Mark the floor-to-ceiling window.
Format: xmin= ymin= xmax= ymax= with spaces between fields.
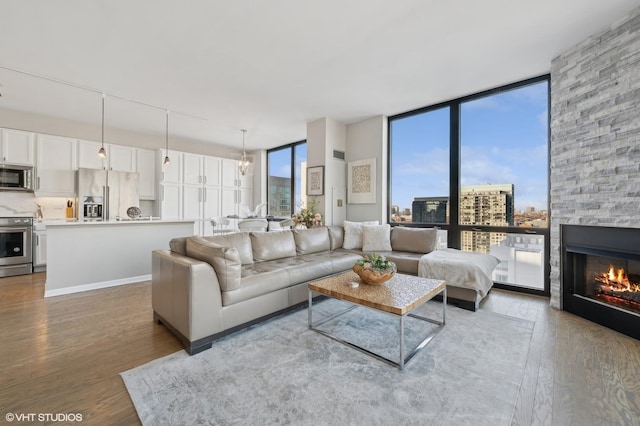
xmin=267 ymin=141 xmax=307 ymax=217
xmin=389 ymin=76 xmax=549 ymax=293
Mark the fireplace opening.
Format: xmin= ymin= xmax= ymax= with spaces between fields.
xmin=562 ymin=225 xmax=640 ymax=340
xmin=572 ymin=251 xmax=640 ymax=315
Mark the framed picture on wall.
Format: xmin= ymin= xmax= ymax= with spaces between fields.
xmin=348 ymin=158 xmax=376 ymax=204
xmin=307 ymin=166 xmax=324 ymax=196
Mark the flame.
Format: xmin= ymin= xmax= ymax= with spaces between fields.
xmin=595 ymin=265 xmax=640 ymax=293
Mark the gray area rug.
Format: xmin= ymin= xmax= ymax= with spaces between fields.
xmin=121 ymin=299 xmax=534 ymax=425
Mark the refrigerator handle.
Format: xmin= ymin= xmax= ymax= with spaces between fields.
xmin=103 ymin=186 xmax=108 ymax=220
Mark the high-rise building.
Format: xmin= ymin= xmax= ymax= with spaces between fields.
xmin=411 ymin=197 xmax=449 ymax=223
xmin=460 ymin=184 xmax=514 ymax=253
xmin=268 ymin=176 xmax=292 ymax=217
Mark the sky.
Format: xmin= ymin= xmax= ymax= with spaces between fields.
xmin=391 ymin=80 xmax=549 ymax=212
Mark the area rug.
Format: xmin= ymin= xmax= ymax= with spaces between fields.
xmin=121 ymin=299 xmax=534 ymax=425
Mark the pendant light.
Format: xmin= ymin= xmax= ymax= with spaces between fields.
xmin=238 ymin=129 xmax=250 ymax=176
xmin=97 ymin=93 xmax=108 ymax=159
xmin=163 ymin=109 xmax=171 ymax=166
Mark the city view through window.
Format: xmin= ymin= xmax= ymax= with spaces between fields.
xmin=390 ymin=79 xmax=549 ymax=290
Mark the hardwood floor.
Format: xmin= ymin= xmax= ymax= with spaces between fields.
xmin=1 ymin=273 xmax=639 ymax=425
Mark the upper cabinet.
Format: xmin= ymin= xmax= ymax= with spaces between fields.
xmin=108 ymin=144 xmax=136 ymax=172
xmin=203 ymin=156 xmax=221 ymax=187
xmin=183 ymin=153 xmax=203 ymax=185
xmin=136 ymin=148 xmax=156 ymax=200
xmin=1 ymin=128 xmax=35 ymax=166
xmin=78 ymin=139 xmax=107 ymax=170
xmin=35 ymin=134 xmax=77 ymax=196
xmin=159 ymin=150 xmax=183 ymax=184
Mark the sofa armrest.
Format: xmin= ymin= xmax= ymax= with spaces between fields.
xmin=152 ymin=250 xmax=224 ymax=341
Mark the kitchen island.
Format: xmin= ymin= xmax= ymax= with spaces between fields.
xmin=44 ymin=219 xmax=194 ymax=297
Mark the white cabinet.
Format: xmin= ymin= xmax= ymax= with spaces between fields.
xmin=183 ymin=185 xmax=203 ymax=234
xmin=220 ymin=158 xmax=253 ymax=217
xmin=136 ymin=148 xmax=156 ymax=200
xmin=202 ymin=186 xmax=221 ymax=235
xmin=159 ymin=183 xmax=182 ymax=220
xmin=77 ymin=139 xmax=107 ymax=170
xmin=33 ymin=230 xmax=47 ymax=269
xmin=108 ymin=144 xmax=136 ymax=172
xmin=35 ymin=134 xmax=77 ymax=196
xmin=1 ymin=128 xmax=35 ymax=165
xmin=183 ymin=153 xmax=203 ymax=185
xmin=203 ymin=156 xmax=221 ymax=187
xmin=159 ymin=150 xmax=182 ymax=184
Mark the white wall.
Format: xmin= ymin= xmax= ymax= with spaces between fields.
xmin=306 ymin=117 xmax=347 ymax=225
xmin=345 ymin=115 xmax=387 ymax=223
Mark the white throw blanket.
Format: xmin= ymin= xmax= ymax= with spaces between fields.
xmin=418 ymin=248 xmax=500 ymax=298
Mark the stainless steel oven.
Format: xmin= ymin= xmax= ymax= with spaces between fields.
xmin=0 ymin=217 xmax=33 ymax=277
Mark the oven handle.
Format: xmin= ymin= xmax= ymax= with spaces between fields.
xmin=0 ymin=226 xmax=30 ymax=233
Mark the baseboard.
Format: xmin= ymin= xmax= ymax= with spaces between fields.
xmin=44 ymin=274 xmax=151 ymax=298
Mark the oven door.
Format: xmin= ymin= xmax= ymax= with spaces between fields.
xmin=0 ymin=226 xmax=33 ymax=266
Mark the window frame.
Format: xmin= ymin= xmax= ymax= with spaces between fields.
xmin=266 ymin=140 xmax=306 ymax=218
xmin=387 ymin=75 xmax=550 ymax=296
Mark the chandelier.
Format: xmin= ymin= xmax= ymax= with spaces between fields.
xmin=239 ymin=129 xmax=250 ymax=176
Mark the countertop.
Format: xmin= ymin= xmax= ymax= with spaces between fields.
xmin=34 ymin=218 xmax=194 ymax=230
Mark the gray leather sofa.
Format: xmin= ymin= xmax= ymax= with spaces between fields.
xmin=151 ymin=225 xmax=480 ymax=355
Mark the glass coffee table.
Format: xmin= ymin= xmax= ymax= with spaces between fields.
xmin=308 ymin=271 xmax=446 ymax=369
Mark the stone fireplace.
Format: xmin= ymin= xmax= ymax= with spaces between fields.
xmin=549 ymin=3 xmax=640 ymax=336
xmin=561 ymin=225 xmax=640 ymax=339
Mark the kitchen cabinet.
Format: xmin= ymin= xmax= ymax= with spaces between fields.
xmin=183 ymin=153 xmax=203 ymax=185
xmin=77 ymin=139 xmax=107 ymax=170
xmin=33 ymin=229 xmax=47 ymax=270
xmin=35 ymin=134 xmax=77 ymax=196
xmin=183 ymin=185 xmax=203 ymax=234
xmin=203 ymin=156 xmax=221 ymax=187
xmin=137 ymin=148 xmax=156 ymax=200
xmin=202 ymin=186 xmax=221 ymax=235
xmin=159 ymin=150 xmax=182 ymax=184
xmin=108 ymin=144 xmax=136 ymax=172
xmin=1 ymin=128 xmax=35 ymax=165
xmin=159 ymin=183 xmax=182 ymax=220
xmin=221 ymin=158 xmax=253 ymax=217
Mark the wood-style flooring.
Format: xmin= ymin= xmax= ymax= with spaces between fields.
xmin=1 ymin=273 xmax=639 ymax=425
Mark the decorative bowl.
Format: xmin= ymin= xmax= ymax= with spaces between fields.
xmin=127 ymin=206 xmax=142 ymax=219
xmin=352 ymin=264 xmax=395 ymax=286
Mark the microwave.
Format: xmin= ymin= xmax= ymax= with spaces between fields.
xmin=0 ymin=164 xmax=34 ymax=191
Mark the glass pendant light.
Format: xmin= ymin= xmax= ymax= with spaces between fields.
xmin=163 ymin=109 xmax=171 ymax=166
xmin=97 ymin=93 xmax=108 ymax=159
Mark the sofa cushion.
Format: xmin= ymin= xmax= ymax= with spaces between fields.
xmin=185 ymin=236 xmax=241 ymax=291
xmin=293 ymin=227 xmax=330 ymax=255
xmin=362 ymin=224 xmax=392 ymax=252
xmin=222 ymin=263 xmax=291 ymax=306
xmin=203 ymin=232 xmax=254 ymax=265
xmin=169 ymin=236 xmax=189 ymax=255
xmin=342 ymin=220 xmax=379 ymax=249
xmin=391 ymin=227 xmax=438 ymax=254
xmin=327 ymin=226 xmax=344 ymax=250
xmin=251 ymin=230 xmax=297 ymax=261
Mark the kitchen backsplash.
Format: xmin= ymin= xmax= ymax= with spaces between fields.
xmin=0 ymin=192 xmax=155 ymax=219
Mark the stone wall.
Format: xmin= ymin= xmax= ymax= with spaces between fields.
xmin=549 ymin=6 xmax=640 ymax=308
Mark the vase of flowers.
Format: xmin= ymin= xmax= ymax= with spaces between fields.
xmin=292 ymin=198 xmax=323 ymax=228
xmin=353 ymin=253 xmax=397 ymax=285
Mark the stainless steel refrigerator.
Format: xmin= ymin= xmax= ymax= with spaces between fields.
xmin=76 ymin=168 xmax=140 ymax=221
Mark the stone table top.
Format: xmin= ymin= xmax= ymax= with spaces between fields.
xmin=308 ymin=271 xmax=446 ymax=315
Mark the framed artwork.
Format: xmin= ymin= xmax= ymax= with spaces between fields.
xmin=348 ymin=158 xmax=376 ymax=204
xmin=307 ymin=166 xmax=324 ymax=196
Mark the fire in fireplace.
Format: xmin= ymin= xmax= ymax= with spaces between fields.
xmin=562 ymin=224 xmax=640 ymax=340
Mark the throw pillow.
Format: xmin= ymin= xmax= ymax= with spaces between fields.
xmin=342 ymin=220 xmax=380 ymax=250
xmin=362 ymin=224 xmax=392 ymax=252
xmin=390 ymin=227 xmax=438 ymax=254
xmin=185 ymin=236 xmax=241 ymax=291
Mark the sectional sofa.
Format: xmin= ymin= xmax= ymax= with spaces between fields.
xmin=152 ymin=224 xmax=491 ymax=354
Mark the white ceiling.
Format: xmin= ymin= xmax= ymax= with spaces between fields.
xmin=0 ymin=0 xmax=638 ymax=151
